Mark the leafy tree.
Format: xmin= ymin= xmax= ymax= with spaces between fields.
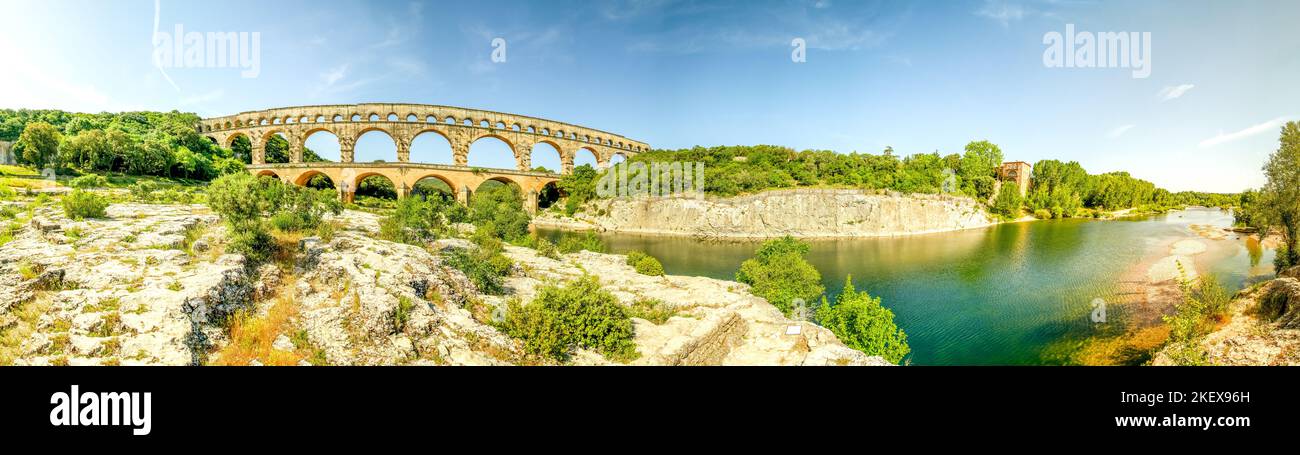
xmin=735 ymin=236 xmax=824 ymax=314
xmin=469 ymin=183 xmax=531 ymax=242
xmin=1260 ymin=121 xmax=1300 ymax=271
xmin=816 ymin=276 xmax=910 ymax=364
xmin=15 ymin=121 xmax=61 ymax=168
xmin=958 ymin=140 xmax=1003 ymax=197
xmin=991 ymin=182 xmax=1023 ymax=219
xmin=558 ymin=164 xmax=599 ymax=215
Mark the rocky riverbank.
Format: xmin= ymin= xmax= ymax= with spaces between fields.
xmin=0 ymin=201 xmax=888 ymax=366
xmin=534 ymin=189 xmax=995 ymax=239
xmin=1152 ymin=267 xmax=1300 ymax=366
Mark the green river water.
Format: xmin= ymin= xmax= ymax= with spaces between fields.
xmin=540 ymin=208 xmax=1278 ymax=365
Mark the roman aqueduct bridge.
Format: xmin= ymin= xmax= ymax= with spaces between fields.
xmin=198 ymin=103 xmax=649 ymax=212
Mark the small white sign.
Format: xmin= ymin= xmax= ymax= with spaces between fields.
xmin=785 ymin=324 xmax=801 ymax=335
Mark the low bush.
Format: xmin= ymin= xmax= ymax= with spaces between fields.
xmin=497 ymin=274 xmax=638 ymax=363
xmin=625 ymin=250 xmax=647 ymax=266
xmin=632 ymin=254 xmax=665 ymax=276
xmin=815 ymin=276 xmax=910 ymax=364
xmin=378 ymin=193 xmax=459 ymax=245
xmin=62 ymin=190 xmax=109 ymax=220
xmin=68 ymin=174 xmax=109 ymax=189
xmin=227 ymin=227 xmax=275 ymax=263
xmin=443 ymin=235 xmax=513 ymax=295
xmin=1159 ymin=273 xmax=1231 ymax=366
xmin=512 ymin=234 xmax=561 ymax=259
xmin=558 ymin=231 xmax=606 ymax=254
xmin=627 ymin=297 xmax=678 ymax=324
xmin=206 ymin=173 xmax=341 ymax=264
xmin=735 ymin=236 xmax=823 ymax=314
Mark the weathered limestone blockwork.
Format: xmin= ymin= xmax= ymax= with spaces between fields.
xmin=198 ymin=103 xmax=648 ymax=171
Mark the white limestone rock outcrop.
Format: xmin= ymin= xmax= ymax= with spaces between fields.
xmin=0 ymin=203 xmax=249 ymax=366
xmin=534 ymin=189 xmax=994 ymax=239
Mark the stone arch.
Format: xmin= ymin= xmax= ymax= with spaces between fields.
xmin=255 ymin=169 xmax=280 ymax=179
xmin=353 ymin=172 xmax=399 ymax=201
xmin=303 ymin=173 xmax=336 ymax=190
xmin=302 ymin=128 xmax=342 ymax=162
xmin=610 ymin=152 xmax=628 ymax=166
xmin=530 ymin=141 xmax=563 ymax=173
xmin=262 ymin=130 xmax=292 ymax=164
xmin=226 ymin=132 xmax=250 ymax=148
xmin=354 ymin=128 xmax=398 ymax=163
xmin=574 ymin=146 xmax=600 ymax=169
xmin=410 ymin=129 xmax=455 ymax=165
xmin=467 ymin=134 xmax=516 ymax=169
xmin=537 ymin=181 xmax=562 ymax=210
xmin=293 ymin=169 xmax=333 ymax=186
xmin=475 ymin=176 xmax=521 ymax=194
xmin=410 ymin=173 xmax=457 ymax=199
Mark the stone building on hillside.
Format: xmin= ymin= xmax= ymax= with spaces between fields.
xmin=997 ymin=161 xmax=1032 ymax=197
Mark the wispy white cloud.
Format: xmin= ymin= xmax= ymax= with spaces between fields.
xmin=975 ymin=1 xmax=1026 ymax=27
xmin=1158 ymin=84 xmax=1195 ymax=101
xmin=1199 ymin=117 xmax=1292 ymax=148
xmin=974 ymin=0 xmax=1088 ymax=27
xmin=1107 ymin=124 xmax=1135 ymax=138
xmin=311 ymin=64 xmax=378 ymax=97
xmin=370 ymin=2 xmax=426 ymax=49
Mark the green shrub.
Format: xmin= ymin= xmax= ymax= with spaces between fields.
xmin=378 ymin=193 xmax=459 ymax=245
xmin=815 ymin=276 xmax=910 ymax=363
xmin=515 ymin=234 xmax=560 ymax=259
xmin=735 ymin=236 xmax=823 ymax=314
xmin=468 ymin=184 xmax=530 ymax=242
xmin=443 ymin=238 xmax=513 ymax=295
xmin=498 ymin=274 xmax=638 ymax=363
xmin=61 ymin=190 xmax=109 ymax=220
xmin=0 ymin=184 xmax=17 ymax=200
xmin=394 ymin=297 xmax=414 ymax=333
xmin=557 ymin=231 xmax=606 ymax=253
xmin=129 ymin=181 xmax=160 ymax=202
xmin=68 ymin=174 xmax=109 ymax=189
xmin=1032 ymin=208 xmax=1053 ymax=220
xmin=627 ymin=297 xmax=678 ymax=324
xmin=208 ymin=172 xmax=339 ymax=232
xmin=227 ymin=226 xmax=275 ymax=263
xmin=633 ymin=255 xmax=665 ymax=276
xmin=625 ymin=250 xmax=647 ymax=266
xmin=1165 ymin=273 xmax=1231 ymax=343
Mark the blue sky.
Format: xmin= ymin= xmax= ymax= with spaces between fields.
xmin=1 ymin=0 xmax=1298 ymax=191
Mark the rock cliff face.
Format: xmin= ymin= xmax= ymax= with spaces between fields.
xmin=534 ymin=189 xmax=995 ymax=239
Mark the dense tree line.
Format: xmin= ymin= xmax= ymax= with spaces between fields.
xmin=1027 ymin=159 xmax=1241 ymax=218
xmin=558 ymin=143 xmax=1233 ymax=219
xmin=1 ymin=109 xmax=251 ymax=180
xmin=622 ymin=142 xmax=1003 ymax=199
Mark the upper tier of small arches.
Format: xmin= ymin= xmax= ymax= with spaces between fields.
xmin=198 ymin=103 xmax=649 ymax=153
